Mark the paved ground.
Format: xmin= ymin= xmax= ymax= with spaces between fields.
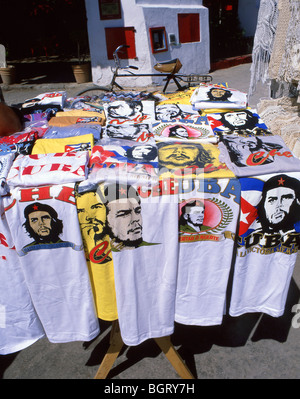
xmin=1 ymin=63 xmax=300 ymax=382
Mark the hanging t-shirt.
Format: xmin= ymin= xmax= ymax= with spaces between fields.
xmin=31 ymin=134 xmax=94 ymax=154
xmin=153 ymin=116 xmax=217 ymax=143
xmin=3 ymin=184 xmax=100 ymax=343
xmin=229 ymin=172 xmax=300 ymax=318
xmin=103 ymin=100 xmax=156 ymax=125
xmin=0 ymin=201 xmax=45 ymax=354
xmin=218 ymin=135 xmax=300 ymax=177
xmin=96 ymin=180 xmax=179 ymax=346
xmin=75 ymin=182 xmax=118 ymax=321
xmin=190 ymin=84 xmax=248 ymax=110
xmin=7 ymin=151 xmax=89 ymax=187
xmin=175 ymin=177 xmax=240 ymax=325
xmin=206 ymin=109 xmax=272 ymax=138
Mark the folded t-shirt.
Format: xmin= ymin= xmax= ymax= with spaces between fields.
xmin=190 ymin=84 xmax=247 ymax=110
xmin=218 ymin=135 xmax=300 ymax=177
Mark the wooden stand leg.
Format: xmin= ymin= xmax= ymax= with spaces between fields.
xmin=94 ymin=320 xmax=124 ymax=379
xmin=94 ymin=320 xmax=195 ymax=379
xmin=154 ymin=336 xmax=195 ymax=379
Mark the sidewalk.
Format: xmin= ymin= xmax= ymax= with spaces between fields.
xmin=1 ymin=62 xmax=269 ymax=109
xmin=1 ymin=63 xmax=300 ymax=381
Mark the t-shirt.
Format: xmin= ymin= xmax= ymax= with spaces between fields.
xmin=190 ymin=84 xmax=248 ymax=110
xmin=157 ymin=141 xmax=236 ymax=180
xmin=175 ymin=177 xmax=240 ymax=325
xmin=229 ymin=172 xmax=300 ymax=317
xmin=102 ymin=123 xmax=155 ymax=144
xmin=96 ymin=179 xmax=179 ymax=346
xmin=154 ymin=102 xmax=199 ymax=122
xmin=31 ymin=134 xmax=94 ymax=154
xmin=7 ymin=151 xmax=89 ymax=187
xmin=0 ymin=202 xmax=45 ymax=354
xmin=153 ymin=115 xmax=217 ymax=144
xmin=75 ymin=182 xmax=118 ymax=321
xmin=86 ymin=141 xmax=159 ymax=185
xmin=2 ymin=184 xmax=100 ymax=343
xmin=0 ymin=153 xmax=15 ymax=196
xmin=206 ymin=109 xmax=272 ymax=138
xmin=218 ymin=135 xmax=300 ymax=177
xmin=103 ymin=100 xmax=156 ymax=125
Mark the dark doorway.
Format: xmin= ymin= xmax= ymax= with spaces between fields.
xmin=203 ymin=0 xmax=252 ymax=64
xmin=0 ymin=0 xmax=89 ymax=61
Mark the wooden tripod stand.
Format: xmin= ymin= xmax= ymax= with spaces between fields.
xmin=94 ymin=320 xmax=195 ymax=379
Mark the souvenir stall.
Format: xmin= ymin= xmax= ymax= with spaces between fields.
xmin=249 ymin=0 xmax=300 ymax=157
xmin=1 ymin=78 xmax=300 ymax=379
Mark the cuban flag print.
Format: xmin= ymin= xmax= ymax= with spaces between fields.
xmin=229 ymin=172 xmax=300 ymax=318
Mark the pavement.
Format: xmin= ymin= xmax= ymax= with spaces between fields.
xmin=1 ymin=62 xmax=300 ymax=382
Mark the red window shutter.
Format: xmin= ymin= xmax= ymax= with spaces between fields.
xmin=178 ymin=14 xmax=200 ymax=44
xmin=105 ymin=27 xmax=136 ymax=59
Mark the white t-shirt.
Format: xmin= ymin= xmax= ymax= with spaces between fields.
xmin=3 ymin=183 xmax=100 ymax=343
xmin=0 ymin=200 xmax=45 ymax=354
xmin=99 ymin=179 xmax=179 ymax=346
xmin=175 ymin=177 xmax=240 ymax=325
xmin=229 ymin=172 xmax=300 ymax=317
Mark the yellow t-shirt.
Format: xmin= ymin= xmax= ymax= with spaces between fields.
xmin=31 ymin=134 xmax=94 ymax=154
xmin=75 ymin=188 xmax=118 ymax=321
xmin=157 ymin=141 xmax=235 ymax=180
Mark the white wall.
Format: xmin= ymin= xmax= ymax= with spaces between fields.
xmin=85 ymin=0 xmax=210 ymax=88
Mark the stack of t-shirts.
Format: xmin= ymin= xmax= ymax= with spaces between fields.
xmin=155 ymin=87 xmax=197 ymax=105
xmin=218 ymin=135 xmax=300 ymax=177
xmin=6 ymin=151 xmax=89 ymax=187
xmin=157 ymin=141 xmax=236 ymax=179
xmin=0 ymin=201 xmax=46 ymax=354
xmin=75 ymin=182 xmax=118 ymax=322
xmin=85 ymin=139 xmax=159 ymax=185
xmin=190 ymin=83 xmax=248 ymax=111
xmin=0 ymin=130 xmax=39 ymax=156
xmin=153 ymin=116 xmax=217 ymax=143
xmin=20 ymin=91 xmax=67 ymax=115
xmin=175 ymin=177 xmax=240 ymax=325
xmin=31 ymin=133 xmax=94 ymax=154
xmin=42 ymin=124 xmax=101 ymax=142
xmin=229 ymin=172 xmax=300 ymax=318
xmin=95 ymin=180 xmax=179 ymax=346
xmin=48 ymin=111 xmax=106 ymax=128
xmin=2 ymin=183 xmax=100 ymax=344
xmin=206 ymin=109 xmax=272 ymax=138
xmin=103 ymin=100 xmax=156 ymax=126
xmin=103 ymin=123 xmax=155 ymax=144
xmin=154 ymin=102 xmax=200 ymax=122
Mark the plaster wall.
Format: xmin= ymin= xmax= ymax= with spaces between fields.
xmin=85 ymin=0 xmax=210 ymax=88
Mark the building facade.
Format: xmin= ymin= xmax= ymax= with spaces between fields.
xmin=85 ymin=0 xmax=210 ymax=87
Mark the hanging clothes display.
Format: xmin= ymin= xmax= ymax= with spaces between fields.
xmin=2 ymin=184 xmax=100 ymax=343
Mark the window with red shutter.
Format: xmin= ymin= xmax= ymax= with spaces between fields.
xmin=178 ymin=13 xmax=200 ymax=44
xmin=105 ymin=27 xmax=136 ymax=59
